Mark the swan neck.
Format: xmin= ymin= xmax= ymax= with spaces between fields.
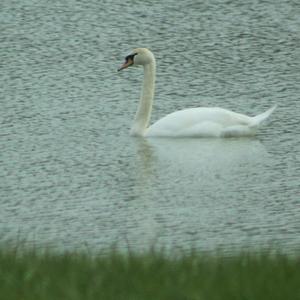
xmin=131 ymin=60 xmax=156 ymax=136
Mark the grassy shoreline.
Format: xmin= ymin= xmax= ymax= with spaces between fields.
xmin=0 ymin=248 xmax=299 ymax=300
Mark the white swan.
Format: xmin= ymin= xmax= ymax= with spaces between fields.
xmin=118 ymin=48 xmax=276 ymax=138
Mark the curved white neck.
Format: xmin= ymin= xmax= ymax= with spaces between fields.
xmin=130 ymin=60 xmax=156 ymax=136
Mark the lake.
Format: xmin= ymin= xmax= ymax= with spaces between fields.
xmin=0 ymin=0 xmax=299 ymax=254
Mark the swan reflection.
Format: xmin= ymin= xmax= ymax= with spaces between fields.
xmin=122 ymin=137 xmax=270 ymax=252
xmin=135 ymin=137 xmax=268 ymax=181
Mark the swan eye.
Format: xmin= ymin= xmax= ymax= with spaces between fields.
xmin=125 ymin=53 xmax=137 ymax=62
xmin=118 ymin=52 xmax=138 ymax=71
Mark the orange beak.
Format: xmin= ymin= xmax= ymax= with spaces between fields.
xmin=118 ymin=57 xmax=134 ymax=71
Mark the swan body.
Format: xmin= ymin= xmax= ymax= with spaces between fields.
xmin=118 ymin=48 xmax=276 ymax=138
xmin=146 ymin=106 xmax=276 ymax=137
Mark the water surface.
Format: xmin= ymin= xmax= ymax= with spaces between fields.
xmin=0 ymin=0 xmax=299 ymax=253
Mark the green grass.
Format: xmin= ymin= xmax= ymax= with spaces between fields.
xmin=0 ymin=248 xmax=299 ymax=300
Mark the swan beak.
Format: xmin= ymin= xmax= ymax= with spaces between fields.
xmin=118 ymin=58 xmax=134 ymax=71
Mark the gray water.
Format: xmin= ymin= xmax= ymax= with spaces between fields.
xmin=1 ymin=0 xmax=299 ymax=254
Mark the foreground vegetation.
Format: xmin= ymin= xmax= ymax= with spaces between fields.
xmin=0 ymin=248 xmax=299 ymax=300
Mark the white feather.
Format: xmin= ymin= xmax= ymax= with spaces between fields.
xmin=120 ymin=48 xmax=276 ymax=138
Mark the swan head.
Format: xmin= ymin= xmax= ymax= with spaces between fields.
xmin=118 ymin=48 xmax=155 ymax=71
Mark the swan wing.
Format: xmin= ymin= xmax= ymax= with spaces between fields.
xmin=146 ymin=107 xmax=257 ymax=137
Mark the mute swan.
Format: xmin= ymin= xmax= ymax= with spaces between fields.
xmin=118 ymin=48 xmax=276 ymax=137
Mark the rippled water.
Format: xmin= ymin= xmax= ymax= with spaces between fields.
xmin=1 ymin=0 xmax=299 ymax=253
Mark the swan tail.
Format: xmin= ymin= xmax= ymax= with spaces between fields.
xmin=250 ymin=105 xmax=277 ymax=127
